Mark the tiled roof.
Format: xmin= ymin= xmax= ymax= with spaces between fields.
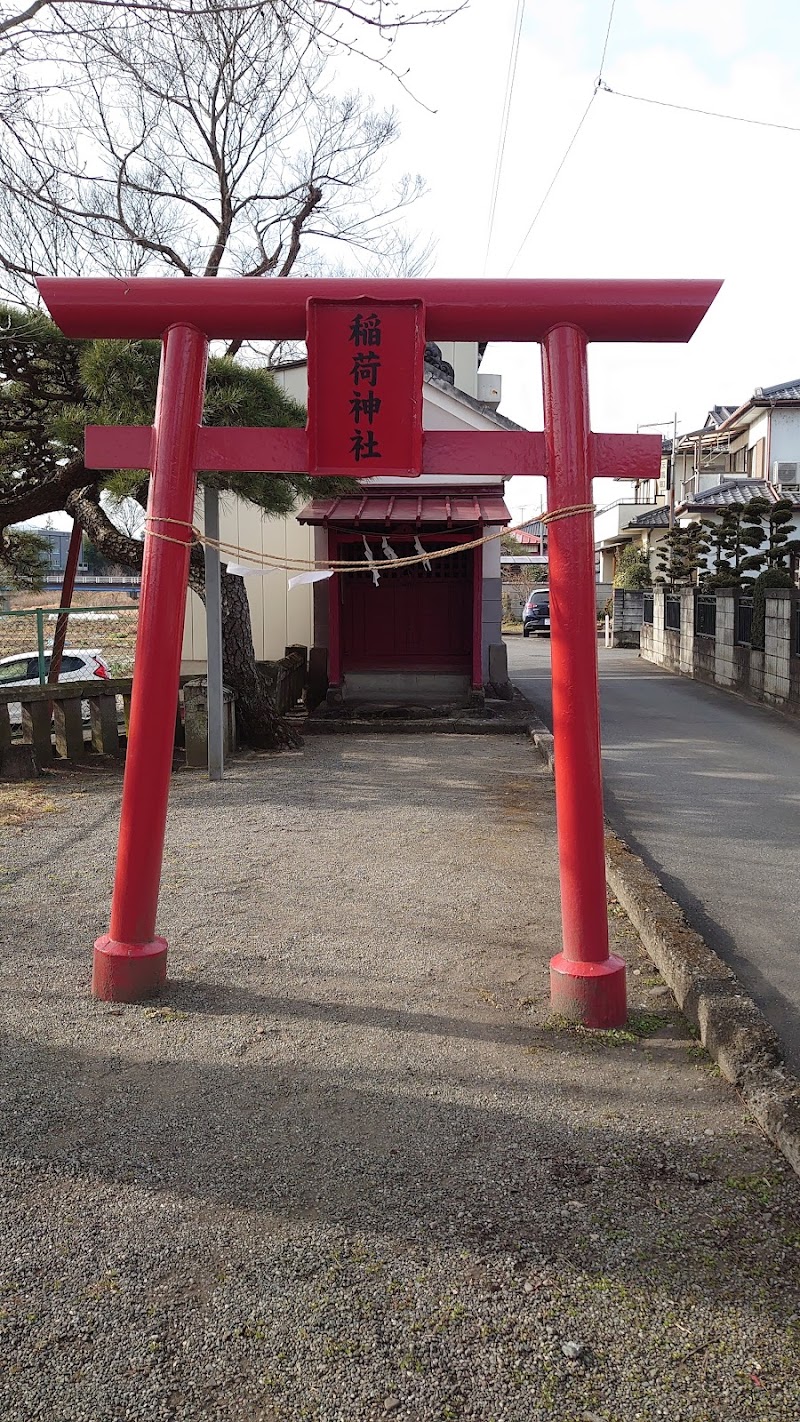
xmin=756 ymin=378 xmax=800 ymax=400
xmin=628 ymin=506 xmax=670 ymax=527
xmin=679 ymin=479 xmax=799 ymax=510
xmin=704 ymin=405 xmax=737 ymax=428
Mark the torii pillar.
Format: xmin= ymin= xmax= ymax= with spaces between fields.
xmin=37 ymin=277 xmax=721 ymax=1022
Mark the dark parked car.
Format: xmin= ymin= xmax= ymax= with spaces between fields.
xmin=522 ymin=587 xmax=550 ymax=637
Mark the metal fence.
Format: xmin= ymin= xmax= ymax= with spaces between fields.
xmin=664 ymin=594 xmax=681 ymax=631
xmin=695 ymin=594 xmax=717 ymax=638
xmin=0 ymin=598 xmax=140 ymax=683
xmin=795 ymin=601 xmax=800 ymax=659
xmin=642 ymin=591 xmax=654 ymax=624
xmin=736 ymin=596 xmax=754 ymax=647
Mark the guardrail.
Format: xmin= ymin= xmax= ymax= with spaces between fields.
xmin=0 ymin=675 xmax=202 ymax=775
xmin=0 ymin=677 xmax=134 ymax=765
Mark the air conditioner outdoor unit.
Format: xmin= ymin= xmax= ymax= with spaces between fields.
xmin=773 ymin=460 xmax=799 ymax=484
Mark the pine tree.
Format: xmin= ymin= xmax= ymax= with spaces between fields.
xmin=702 ymin=501 xmax=769 ymax=587
xmin=0 ymin=304 xmax=342 ymax=748
xmin=765 ymin=498 xmax=800 ymax=569
xmin=654 ymin=523 xmax=709 ymax=587
xmin=739 ymin=498 xmax=771 ymax=583
xmin=0 ymin=527 xmax=48 ymax=590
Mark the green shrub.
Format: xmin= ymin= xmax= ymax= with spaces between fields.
xmin=750 ymin=566 xmax=794 ymax=650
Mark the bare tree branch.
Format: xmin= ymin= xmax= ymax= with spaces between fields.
xmin=0 ymin=3 xmax=431 ymax=300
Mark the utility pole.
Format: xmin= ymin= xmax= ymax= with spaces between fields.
xmin=204 ymin=485 xmax=225 ymax=783
xmin=636 ymin=415 xmax=679 ymax=525
xmin=670 ymin=411 xmax=678 ymax=528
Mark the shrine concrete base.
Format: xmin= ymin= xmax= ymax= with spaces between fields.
xmin=338 ymin=671 xmax=471 ymax=703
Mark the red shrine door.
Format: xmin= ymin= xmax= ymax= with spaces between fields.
xmin=337 ymin=534 xmax=473 ymax=674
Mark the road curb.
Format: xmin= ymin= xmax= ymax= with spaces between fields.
xmin=526 ymin=713 xmax=800 ymax=1178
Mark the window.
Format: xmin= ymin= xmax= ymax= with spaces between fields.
xmin=0 ymin=659 xmax=30 ymax=684
xmin=23 ymin=654 xmax=85 ymax=679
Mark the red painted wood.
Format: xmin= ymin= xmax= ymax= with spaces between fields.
xmin=592 ymin=431 xmax=661 ymax=481
xmin=542 ymin=323 xmax=626 ymax=1025
xmin=85 ymin=424 xmax=659 ymax=483
xmin=95 ymin=323 xmax=209 ymax=1001
xmin=84 ymin=425 xmax=308 ymax=473
xmin=307 ymin=299 xmax=425 ymax=477
xmin=39 ymin=276 xmax=722 ymax=343
xmin=298 ymin=492 xmax=510 ymax=527
xmin=423 ymin=431 xmax=545 ymax=476
xmin=340 ymin=538 xmax=472 ymax=673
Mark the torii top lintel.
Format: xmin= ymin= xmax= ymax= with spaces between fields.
xmin=37 ymin=276 xmax=721 ymax=344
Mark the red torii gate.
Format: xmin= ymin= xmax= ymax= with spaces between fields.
xmin=38 ymin=276 xmax=721 ymax=1026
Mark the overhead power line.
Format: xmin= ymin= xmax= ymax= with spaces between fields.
xmin=599 ymin=81 xmax=800 ymax=136
xmin=596 ymin=0 xmax=617 ymax=86
xmin=483 ymin=0 xmax=526 ymax=274
xmin=504 ymin=0 xmax=616 ymax=275
xmin=505 ymin=91 xmax=596 ymax=275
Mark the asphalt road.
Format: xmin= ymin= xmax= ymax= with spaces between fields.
xmin=507 ymin=634 xmax=800 ymax=1070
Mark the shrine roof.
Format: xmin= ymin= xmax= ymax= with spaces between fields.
xmin=297 ymin=488 xmax=511 ymax=529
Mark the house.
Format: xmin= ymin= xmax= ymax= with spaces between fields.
xmin=514 ymin=520 xmax=548 ymax=555
xmin=181 ymin=342 xmax=517 ymax=702
xmin=673 ymin=381 xmax=800 ymax=500
xmin=594 ymin=479 xmax=663 ymax=586
xmin=594 ymin=379 xmax=800 ymax=586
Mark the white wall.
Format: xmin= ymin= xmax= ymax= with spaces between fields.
xmin=747 ymin=412 xmax=770 ymax=450
xmin=768 ymin=408 xmax=800 ymax=472
xmin=181 ymin=494 xmax=314 ymax=673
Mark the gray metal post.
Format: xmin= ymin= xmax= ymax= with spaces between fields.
xmin=203 ymin=484 xmax=225 ymax=782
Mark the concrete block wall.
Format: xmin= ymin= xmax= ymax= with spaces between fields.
xmin=612 ymin=589 xmax=644 ymax=648
xmin=763 ymin=589 xmax=793 ymax=708
xmin=714 ymin=589 xmax=736 ymax=688
xmin=641 ymin=587 xmax=800 ymax=715
xmin=679 ymin=589 xmax=694 ymax=677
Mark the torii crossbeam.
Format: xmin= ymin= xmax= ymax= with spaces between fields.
xmin=38 ymin=276 xmax=721 ymax=1024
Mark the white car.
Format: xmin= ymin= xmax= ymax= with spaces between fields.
xmin=0 ymin=648 xmax=111 ymax=724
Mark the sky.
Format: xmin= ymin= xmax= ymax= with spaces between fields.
xmin=23 ymin=0 xmax=800 ymax=529
xmin=375 ymin=0 xmax=800 ymax=518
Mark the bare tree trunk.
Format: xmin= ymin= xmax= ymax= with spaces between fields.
xmin=65 ymin=484 xmax=300 ymax=750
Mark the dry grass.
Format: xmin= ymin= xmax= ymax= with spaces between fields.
xmin=0 ymin=784 xmax=58 ymax=828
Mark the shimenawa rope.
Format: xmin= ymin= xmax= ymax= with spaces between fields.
xmin=144 ymin=504 xmax=595 ymax=576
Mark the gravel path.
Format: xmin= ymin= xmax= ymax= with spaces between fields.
xmin=1 ymin=736 xmax=799 ymax=1422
